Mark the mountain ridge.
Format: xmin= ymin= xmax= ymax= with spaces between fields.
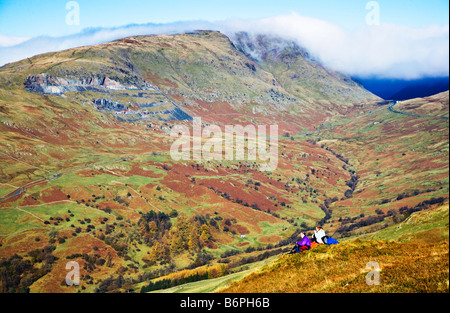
xmin=1 ymin=31 xmax=380 ymax=122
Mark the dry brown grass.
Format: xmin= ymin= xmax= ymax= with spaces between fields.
xmin=219 ymin=239 xmax=449 ymax=293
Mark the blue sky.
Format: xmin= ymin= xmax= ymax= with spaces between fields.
xmin=0 ymin=0 xmax=448 ymax=37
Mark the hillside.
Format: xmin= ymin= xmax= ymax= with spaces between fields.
xmin=137 ymin=203 xmax=448 ymax=293
xmin=232 ymin=32 xmax=377 ymax=108
xmin=0 ymin=31 xmax=447 ymax=293
xmin=361 ymin=203 xmax=449 ymax=242
xmin=219 ymin=204 xmax=449 ymax=293
xmin=393 ymin=90 xmax=449 ymax=119
xmin=218 ymin=239 xmax=449 ymax=293
xmin=306 ymin=90 xmax=449 ymax=239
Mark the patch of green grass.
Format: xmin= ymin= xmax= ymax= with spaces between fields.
xmin=361 ymin=204 xmax=449 ymax=242
xmin=50 ymin=172 xmax=119 ymax=189
xmin=118 ymin=174 xmax=164 ymax=187
xmin=0 ymin=184 xmax=16 ymax=198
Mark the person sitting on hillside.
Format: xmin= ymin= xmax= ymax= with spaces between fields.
xmin=311 ymin=226 xmax=328 ymax=248
xmin=289 ymin=232 xmax=311 ymax=254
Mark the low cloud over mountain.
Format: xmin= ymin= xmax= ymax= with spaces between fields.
xmin=0 ymin=12 xmax=448 ymax=79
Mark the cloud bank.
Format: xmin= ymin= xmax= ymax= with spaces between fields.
xmin=0 ymin=34 xmax=31 ymax=47
xmin=0 ymin=13 xmax=448 ymax=79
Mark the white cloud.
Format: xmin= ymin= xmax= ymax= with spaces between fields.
xmin=0 ymin=13 xmax=448 ymax=79
xmin=219 ymin=13 xmax=449 ymax=79
xmin=0 ymin=33 xmax=31 ymax=47
xmin=0 ymin=21 xmax=212 ymax=67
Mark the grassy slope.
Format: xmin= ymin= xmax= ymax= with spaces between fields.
xmin=394 ymin=91 xmax=449 ymax=118
xmin=218 ymin=239 xmax=448 ymax=293
xmin=360 ymin=203 xmax=449 ymax=242
xmin=150 ymin=203 xmax=448 ymax=293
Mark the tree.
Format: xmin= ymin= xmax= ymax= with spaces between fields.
xmin=188 ymin=224 xmax=200 ymax=252
xmin=199 ymin=224 xmax=211 ymax=246
xmin=169 ymin=214 xmax=189 ymax=255
xmin=344 ymin=189 xmax=353 ymax=199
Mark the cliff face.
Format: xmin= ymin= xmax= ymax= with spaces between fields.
xmin=23 ymin=73 xmax=192 ymax=122
xmin=24 ymin=74 xmax=137 ymax=94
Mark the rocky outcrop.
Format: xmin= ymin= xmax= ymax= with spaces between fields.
xmin=24 ymin=74 xmax=192 ymax=122
xmin=24 ymin=74 xmax=147 ymax=94
xmin=93 ymin=99 xmax=128 ymax=112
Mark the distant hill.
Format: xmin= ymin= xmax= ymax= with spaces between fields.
xmin=393 ymin=90 xmax=449 ymax=119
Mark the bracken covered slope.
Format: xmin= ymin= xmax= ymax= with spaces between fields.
xmin=219 ymin=204 xmax=449 ymax=293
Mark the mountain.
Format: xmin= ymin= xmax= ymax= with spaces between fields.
xmin=356 ymin=76 xmax=449 ymax=100
xmin=0 ymin=31 xmax=447 ymax=293
xmin=0 ymin=31 xmax=379 ymax=127
xmin=231 ymin=32 xmax=378 ymax=106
